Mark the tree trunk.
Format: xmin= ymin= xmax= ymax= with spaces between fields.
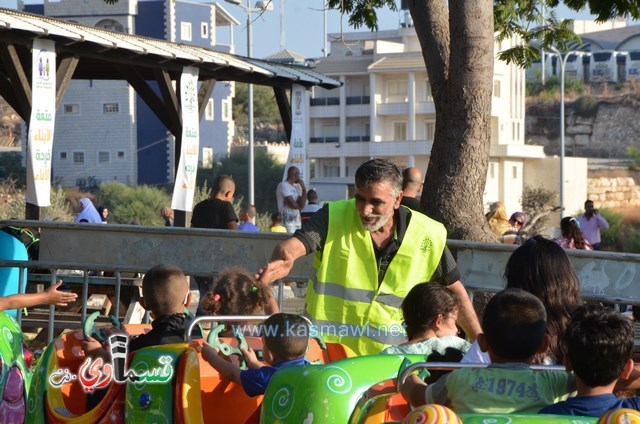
xmin=410 ymin=0 xmax=496 ymax=242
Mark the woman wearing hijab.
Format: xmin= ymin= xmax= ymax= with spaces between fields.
xmin=76 ymin=198 xmax=102 ymax=223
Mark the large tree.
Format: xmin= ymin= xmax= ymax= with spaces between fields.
xmin=328 ymin=0 xmax=639 ymax=241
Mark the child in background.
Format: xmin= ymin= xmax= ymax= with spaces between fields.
xmin=381 ymin=283 xmax=470 ymax=357
xmin=402 ymin=289 xmax=576 ymax=413
xmin=202 ymin=312 xmax=309 ymax=396
xmin=540 ymin=305 xmax=640 ymax=416
xmin=556 ymin=217 xmax=592 ymax=250
xmin=269 ymin=212 xmax=287 ymax=233
xmin=0 ymin=280 xmax=77 ymax=311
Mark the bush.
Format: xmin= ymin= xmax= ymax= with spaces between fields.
xmin=521 ymin=185 xmax=558 ymax=236
xmin=599 ymin=209 xmax=625 ymax=251
xmin=627 ymin=146 xmax=640 ymax=171
xmin=97 ymin=182 xmax=171 ymax=225
xmin=572 ymin=95 xmax=598 ymax=118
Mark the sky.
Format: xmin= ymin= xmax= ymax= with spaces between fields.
xmin=2 ymin=0 xmax=625 ymax=59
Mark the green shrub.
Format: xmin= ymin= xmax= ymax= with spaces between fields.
xmin=599 ymin=208 xmax=626 ymax=251
xmin=97 ymin=182 xmax=171 ymax=225
xmin=572 ymin=95 xmax=598 ymax=118
xmin=521 ymin=185 xmax=558 ymax=236
xmin=627 ymin=146 xmax=640 ymax=171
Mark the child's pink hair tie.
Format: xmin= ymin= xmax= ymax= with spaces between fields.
xmin=213 ymin=294 xmax=221 ymax=301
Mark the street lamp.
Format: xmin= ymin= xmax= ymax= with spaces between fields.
xmin=547 ymin=46 xmax=589 ymax=218
xmin=225 ymin=0 xmax=273 ymax=204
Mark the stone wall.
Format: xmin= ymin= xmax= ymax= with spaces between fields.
xmin=588 ymin=175 xmax=640 ymax=208
xmin=526 ymin=93 xmax=640 ymax=158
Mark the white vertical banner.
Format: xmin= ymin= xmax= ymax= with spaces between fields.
xmin=26 ymin=39 xmax=56 ymax=206
xmin=283 ymin=84 xmax=308 ymax=181
xmin=171 ymin=66 xmax=200 ymax=211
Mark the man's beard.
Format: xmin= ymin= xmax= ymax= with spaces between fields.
xmin=360 ymin=212 xmax=393 ymax=232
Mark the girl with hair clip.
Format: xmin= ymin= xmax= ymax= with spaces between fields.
xmin=200 ymin=266 xmax=279 ymax=335
xmin=463 ymin=235 xmax=582 ymax=365
xmin=556 ymin=216 xmax=593 ymax=250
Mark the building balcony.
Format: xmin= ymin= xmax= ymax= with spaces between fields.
xmin=307 ymin=139 xmax=433 ymax=159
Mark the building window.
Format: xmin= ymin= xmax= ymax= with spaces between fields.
xmin=387 ymin=79 xmax=408 ymax=98
xmin=98 ymin=151 xmax=110 ymax=164
xmin=425 ymin=121 xmax=435 ymax=140
xmin=201 ymin=22 xmax=209 ymax=38
xmin=73 ymin=152 xmax=84 ymax=164
xmin=64 ymin=104 xmax=79 ymax=114
xmin=489 ymin=163 xmax=495 ymax=179
xmin=393 ymin=122 xmax=407 ymax=141
xmin=424 ymin=82 xmax=433 ymax=102
xmin=221 ymin=99 xmax=231 ymax=121
xmin=103 ymin=103 xmax=119 ymax=113
xmin=60 ymin=152 xmax=67 ymax=160
xmin=95 ymin=19 xmax=123 ymax=33
xmin=493 ymin=80 xmax=501 ymax=98
xmin=512 ymin=166 xmax=518 ymax=179
xmin=181 ymin=22 xmax=192 ymax=41
xmin=205 ymin=99 xmax=214 ymax=121
xmin=117 ymin=151 xmax=125 ymax=159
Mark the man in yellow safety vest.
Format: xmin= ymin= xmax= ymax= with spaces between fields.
xmin=260 ymin=159 xmax=481 ymax=355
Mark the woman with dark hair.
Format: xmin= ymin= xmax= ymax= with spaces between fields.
xmin=556 ymin=216 xmax=592 ymax=250
xmin=463 ymin=235 xmax=582 ymax=365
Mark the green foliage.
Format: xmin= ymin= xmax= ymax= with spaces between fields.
xmin=521 ymin=185 xmax=558 ymax=236
xmin=0 ymin=153 xmax=26 ymax=187
xmin=627 ymin=146 xmax=640 ymax=171
xmin=600 ymin=209 xmax=626 ymax=251
xmin=0 ymin=182 xmax=73 ymax=221
xmin=97 ymin=182 xmax=171 ymax=225
xmin=198 ymin=151 xmax=285 ymax=215
xmin=325 ymin=0 xmax=397 ymax=30
xmin=572 ymin=95 xmax=598 ymax=118
xmin=232 ymin=83 xmax=282 ymax=129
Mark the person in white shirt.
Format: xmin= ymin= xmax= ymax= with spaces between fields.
xmin=576 ymin=199 xmax=609 ymax=251
xmin=276 ymin=166 xmax=307 ymax=233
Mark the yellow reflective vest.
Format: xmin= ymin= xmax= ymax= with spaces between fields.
xmin=305 ymin=199 xmax=447 ymax=355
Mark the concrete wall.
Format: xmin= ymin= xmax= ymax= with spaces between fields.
xmin=524 ymin=156 xmax=588 ymax=216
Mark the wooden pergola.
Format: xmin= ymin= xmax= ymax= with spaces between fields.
xmin=0 ymin=8 xmax=340 ymax=225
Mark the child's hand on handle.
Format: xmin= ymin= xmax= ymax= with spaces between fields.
xmin=45 ymin=280 xmax=78 ymax=306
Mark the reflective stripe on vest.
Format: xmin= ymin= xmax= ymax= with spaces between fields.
xmin=305 ymin=199 xmax=447 ymax=355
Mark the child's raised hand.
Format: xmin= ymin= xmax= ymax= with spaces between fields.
xmin=240 ymin=346 xmax=261 ymax=368
xmin=256 ymin=250 xmax=295 ymax=285
xmin=45 ymin=280 xmax=78 ymax=306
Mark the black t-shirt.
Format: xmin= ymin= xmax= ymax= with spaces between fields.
xmin=400 ymin=196 xmax=421 ymax=211
xmin=128 ymin=313 xmax=202 ymax=352
xmin=191 ymin=198 xmax=238 ymax=229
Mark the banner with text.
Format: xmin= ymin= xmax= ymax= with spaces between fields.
xmin=282 ymin=84 xmax=309 ymax=181
xmin=26 ymin=39 xmax=56 ymax=206
xmin=171 ymin=66 xmax=200 ymax=212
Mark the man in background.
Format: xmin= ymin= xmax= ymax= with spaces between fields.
xmin=276 ymin=166 xmax=307 ymax=233
xmin=400 ymin=167 xmax=423 ymax=211
xmin=577 ymin=200 xmax=609 ymax=250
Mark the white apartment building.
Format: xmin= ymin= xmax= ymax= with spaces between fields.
xmin=307 ymin=26 xmax=583 ymax=214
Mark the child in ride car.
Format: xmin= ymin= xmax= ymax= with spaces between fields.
xmin=402 ymin=288 xmax=640 ymax=414
xmin=380 ymin=283 xmax=470 ymax=356
xmin=539 ymin=305 xmax=640 ymax=416
xmin=402 ymin=288 xmax=573 ymax=413
xmin=83 ymin=263 xmax=201 ymax=356
xmin=202 ymin=312 xmax=309 ymax=396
